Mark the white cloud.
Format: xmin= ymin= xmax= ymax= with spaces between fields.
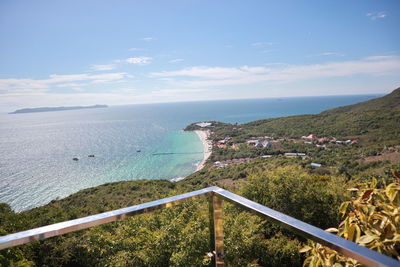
xmin=142 ymin=37 xmax=155 ymax=41
xmin=128 ymin=47 xmax=144 ymax=51
xmin=2 ymin=55 xmax=399 ymax=112
xmin=263 ymin=62 xmax=289 ymax=67
xmin=151 ymin=56 xmax=400 ymax=88
xmin=90 ymin=64 xmax=115 ymax=71
xmin=169 ymin=58 xmax=184 ymax=63
xmin=47 ymin=73 xmax=129 ymax=83
xmin=307 ymin=52 xmax=345 ymax=58
xmin=320 ymin=52 xmax=344 ymax=56
xmin=262 ymin=50 xmax=274 ymax=54
xmin=153 ymin=66 xmax=251 ymax=79
xmin=251 ymin=42 xmax=274 ymax=47
xmin=0 ymin=88 xmax=211 ymax=112
xmin=151 ymin=89 xmax=207 ymax=96
xmin=366 ymin=11 xmax=387 ymax=20
xmin=0 ymin=72 xmax=131 ymax=93
xmin=124 ymin=56 xmax=152 ymax=65
xmin=56 ymin=83 xmax=81 ymax=88
xmin=112 ymin=88 xmax=137 ymax=94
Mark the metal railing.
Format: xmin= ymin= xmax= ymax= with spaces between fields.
xmin=0 ymin=186 xmax=398 ymax=267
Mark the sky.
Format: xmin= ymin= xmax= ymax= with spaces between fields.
xmin=0 ymin=0 xmax=399 ymax=111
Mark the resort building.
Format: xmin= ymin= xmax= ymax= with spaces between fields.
xmin=196 ymin=122 xmax=213 ymax=128
xmin=302 ymin=134 xmax=317 ymax=141
xmin=311 ymin=163 xmax=322 ymax=168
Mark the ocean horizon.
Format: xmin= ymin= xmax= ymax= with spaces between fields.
xmin=0 ymin=94 xmax=382 ymax=211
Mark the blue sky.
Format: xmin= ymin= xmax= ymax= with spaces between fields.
xmin=0 ymin=0 xmax=399 ymax=111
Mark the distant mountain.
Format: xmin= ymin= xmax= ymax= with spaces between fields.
xmin=9 ymin=105 xmax=108 ymax=114
xmin=321 ymin=87 xmax=400 ymax=114
xmin=1 ymin=88 xmax=399 ymax=267
xmin=211 ymin=87 xmax=400 ymax=140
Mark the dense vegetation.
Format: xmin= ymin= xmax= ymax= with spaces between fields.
xmin=1 ymin=88 xmax=399 ymax=266
xmin=302 ymin=172 xmax=400 ymax=266
xmin=197 ymin=88 xmax=400 ymax=181
xmin=0 ymin=161 xmax=355 ymax=266
xmin=211 ymin=88 xmax=400 ymax=142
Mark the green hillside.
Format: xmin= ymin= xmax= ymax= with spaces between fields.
xmin=212 ymin=87 xmax=400 ymax=140
xmin=206 ymin=88 xmax=400 ymax=175
xmin=1 ymin=88 xmax=399 ymax=266
xmin=0 ymin=160 xmax=353 ymax=267
xmin=322 ymin=87 xmax=400 ymax=114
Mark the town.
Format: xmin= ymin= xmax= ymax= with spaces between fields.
xmin=194 ymin=122 xmax=358 ymax=169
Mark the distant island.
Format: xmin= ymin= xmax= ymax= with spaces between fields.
xmin=1 ymin=88 xmax=399 ymax=266
xmin=9 ymin=104 xmax=108 ymax=114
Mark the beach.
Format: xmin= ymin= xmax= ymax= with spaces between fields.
xmin=194 ymin=130 xmax=212 ymax=171
xmin=1 ymin=95 xmax=374 ymax=211
xmin=169 ymin=130 xmax=211 ymax=182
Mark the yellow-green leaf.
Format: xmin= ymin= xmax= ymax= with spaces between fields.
xmin=325 ymin=228 xmax=338 ymax=233
xmin=299 ymin=246 xmax=312 ymax=253
xmin=347 ymin=188 xmax=359 ymax=192
xmin=358 ymin=235 xmax=375 ymax=244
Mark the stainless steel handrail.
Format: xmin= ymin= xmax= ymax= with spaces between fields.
xmin=213 ymin=187 xmax=399 ymax=267
xmin=0 ymin=186 xmax=398 ymax=267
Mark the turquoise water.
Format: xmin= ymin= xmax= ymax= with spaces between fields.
xmin=0 ymin=94 xmax=381 ymax=211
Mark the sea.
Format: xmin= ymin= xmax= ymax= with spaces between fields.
xmin=0 ymin=94 xmax=381 ymax=211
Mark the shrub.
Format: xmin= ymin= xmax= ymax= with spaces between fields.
xmin=241 ymin=165 xmax=349 ymax=230
xmin=302 ymin=171 xmax=400 ymax=266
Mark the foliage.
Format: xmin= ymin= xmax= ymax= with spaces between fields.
xmin=321 ymin=88 xmax=400 ymax=114
xmin=302 ymin=171 xmax=400 ymax=266
xmin=0 ymin=160 xmax=349 ymax=266
xmin=0 ymin=89 xmax=399 ymax=266
xmin=209 ymin=145 xmax=263 ymax=162
xmin=223 ymin=209 xmax=304 ymax=267
xmin=241 ymin=165 xmax=350 ymax=230
xmin=222 ymin=209 xmax=268 ymax=266
xmin=208 ymin=88 xmax=400 ymax=179
xmin=35 ymin=202 xmax=211 ymax=267
xmin=263 ymin=232 xmax=304 ymax=267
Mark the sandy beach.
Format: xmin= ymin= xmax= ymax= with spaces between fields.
xmin=194 ymin=130 xmax=212 ymax=171
xmin=169 ymin=129 xmax=212 ymax=182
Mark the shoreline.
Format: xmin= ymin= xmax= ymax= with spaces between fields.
xmin=194 ymin=130 xmax=212 ymax=171
xmin=169 ymin=129 xmax=212 ymax=182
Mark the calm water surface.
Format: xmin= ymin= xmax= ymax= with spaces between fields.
xmin=0 ymin=94 xmax=381 ymax=211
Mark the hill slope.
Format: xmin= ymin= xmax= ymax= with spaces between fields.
xmin=322 ymin=87 xmax=400 ymax=114
xmin=212 ymin=87 xmax=400 ymax=140
xmin=1 ymin=87 xmax=399 ymax=266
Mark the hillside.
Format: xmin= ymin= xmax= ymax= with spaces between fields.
xmin=1 ymin=157 xmax=398 ymax=266
xmin=9 ymin=105 xmax=108 ymax=114
xmin=322 ymin=87 xmax=400 ymax=114
xmin=1 ymin=88 xmax=399 ymax=266
xmin=0 ymin=159 xmax=353 ymax=266
xmin=191 ymin=88 xmax=400 ymax=179
xmin=213 ymin=87 xmax=400 ymax=140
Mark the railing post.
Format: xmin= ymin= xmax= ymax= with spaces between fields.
xmin=209 ymin=193 xmax=225 ymax=267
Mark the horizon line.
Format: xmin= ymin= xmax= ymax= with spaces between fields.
xmin=3 ymin=91 xmax=389 ymax=114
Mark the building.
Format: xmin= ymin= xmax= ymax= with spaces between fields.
xmin=261 ymin=155 xmax=273 ymax=158
xmin=264 ymin=141 xmax=272 ymax=150
xmin=284 ymin=152 xmax=306 ymax=157
xmin=247 ymin=140 xmax=259 ymax=145
xmin=302 ymin=134 xmax=317 ymax=141
xmin=255 ymin=141 xmax=263 ymax=148
xmin=195 ymin=122 xmax=212 ymax=128
xmin=317 ymin=137 xmax=329 ymax=144
xmin=311 ymin=163 xmax=322 ymax=168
